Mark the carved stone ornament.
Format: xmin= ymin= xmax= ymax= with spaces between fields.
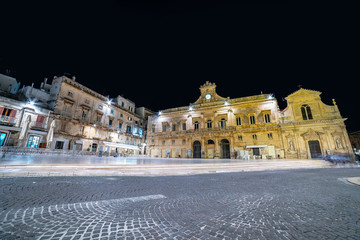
xmin=301 ymin=128 xmax=323 ymax=141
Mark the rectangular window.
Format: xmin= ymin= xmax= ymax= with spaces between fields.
xmin=207 ymin=121 xmax=212 ymax=129
xmin=109 ymin=119 xmax=113 ymax=127
xmin=268 ymin=133 xmax=273 ymax=139
xmin=236 ymin=117 xmax=241 ymax=126
xmin=238 ymin=135 xmax=243 ymax=141
xmin=252 ymin=134 xmax=257 ymax=140
xmin=264 ymin=113 xmax=271 ymax=123
xmin=126 ymin=126 xmax=131 ymax=134
xmin=55 ymin=141 xmax=64 ymax=149
xmin=96 ymin=114 xmax=102 ymax=122
xmin=182 ymin=123 xmax=186 ymax=131
xmin=81 ymin=110 xmax=87 ymax=119
xmin=152 ymin=127 xmax=155 ymax=133
xmin=110 ymin=109 xmax=114 ymax=114
xmin=250 ymin=115 xmax=256 ymax=125
xmin=118 ymin=123 xmax=122 ymax=131
xmin=162 ymin=125 xmax=166 ymax=132
xmin=120 ymin=113 xmax=123 ymax=118
xmin=121 ymin=102 xmax=124 ymax=107
xmin=182 ymin=139 xmax=186 ymax=145
xmin=172 ymin=124 xmax=176 ymax=131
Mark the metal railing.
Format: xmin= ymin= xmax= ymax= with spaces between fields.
xmin=0 ymin=116 xmax=17 ymax=124
xmin=30 ymin=121 xmax=46 ymax=129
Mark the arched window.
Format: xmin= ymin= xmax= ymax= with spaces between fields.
xmin=220 ymin=118 xmax=226 ymax=129
xmin=236 ymin=116 xmax=241 ymax=126
xmin=207 ymin=120 xmax=212 ymax=129
xmin=194 ymin=121 xmax=199 ymax=130
xmin=207 ymin=139 xmax=215 ymax=144
xmin=301 ymin=104 xmax=313 ymax=120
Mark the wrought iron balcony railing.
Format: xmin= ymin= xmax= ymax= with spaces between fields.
xmin=30 ymin=121 xmax=46 ymax=129
xmin=0 ymin=116 xmax=17 ymax=125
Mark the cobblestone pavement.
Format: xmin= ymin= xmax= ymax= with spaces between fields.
xmin=0 ymin=168 xmax=360 ymax=239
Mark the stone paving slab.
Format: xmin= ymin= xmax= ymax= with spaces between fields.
xmin=1 ymin=168 xmax=360 ymax=239
xmin=0 ymin=159 xmax=339 ymax=177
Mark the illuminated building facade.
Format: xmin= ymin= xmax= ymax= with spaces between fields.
xmin=147 ymin=82 xmax=353 ymax=159
xmin=23 ymin=76 xmax=147 ymax=154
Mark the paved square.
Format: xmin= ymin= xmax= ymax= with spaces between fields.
xmin=1 ymin=168 xmax=360 ymax=239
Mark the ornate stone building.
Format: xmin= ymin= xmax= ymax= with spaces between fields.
xmin=147 ymin=82 xmax=353 ymax=159
xmin=23 ymin=76 xmax=147 ymax=154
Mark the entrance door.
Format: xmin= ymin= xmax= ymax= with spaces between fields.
xmin=91 ymin=143 xmax=98 ymax=152
xmin=193 ymin=141 xmax=201 ymax=158
xmin=220 ymin=139 xmax=230 ymax=159
xmin=308 ymin=140 xmax=322 ymax=159
xmin=26 ymin=135 xmax=40 ymax=148
xmin=253 ymin=148 xmax=260 ymax=156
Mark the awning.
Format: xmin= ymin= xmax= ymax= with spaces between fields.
xmin=246 ymin=145 xmax=267 ymax=148
xmin=103 ymin=141 xmax=140 ymax=150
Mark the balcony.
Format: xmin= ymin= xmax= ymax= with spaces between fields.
xmin=30 ymin=121 xmax=46 ymax=130
xmin=0 ymin=115 xmax=17 ymax=125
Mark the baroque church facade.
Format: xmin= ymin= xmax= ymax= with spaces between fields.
xmin=147 ymin=82 xmax=353 ymax=159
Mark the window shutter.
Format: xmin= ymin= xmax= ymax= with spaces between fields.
xmin=9 ymin=110 xmax=17 ymax=117
xmin=36 ymin=115 xmax=45 ymax=123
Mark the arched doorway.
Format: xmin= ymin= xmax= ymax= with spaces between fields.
xmin=193 ymin=141 xmax=201 ymax=158
xmin=207 ymin=139 xmax=215 ymax=158
xmin=308 ymin=140 xmax=322 ymax=159
xmin=220 ymin=139 xmax=230 ymax=159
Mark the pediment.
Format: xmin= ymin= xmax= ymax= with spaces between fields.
xmin=286 ymin=88 xmax=321 ymax=100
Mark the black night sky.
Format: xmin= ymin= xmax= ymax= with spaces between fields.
xmin=1 ymin=1 xmax=358 ymax=131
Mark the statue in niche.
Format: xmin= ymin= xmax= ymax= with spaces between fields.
xmin=288 ymin=140 xmax=295 ymax=151
xmin=335 ymin=137 xmax=343 ymax=149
